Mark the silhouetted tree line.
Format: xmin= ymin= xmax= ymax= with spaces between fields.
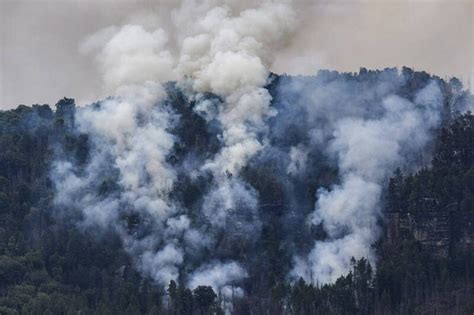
xmin=0 ymin=68 xmax=473 ymax=314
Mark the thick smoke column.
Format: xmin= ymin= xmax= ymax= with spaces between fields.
xmin=171 ymin=0 xmax=296 ymax=293
xmin=53 ymin=82 xmax=181 ymax=286
xmin=50 ymin=0 xmax=457 ymax=302
xmin=54 ymin=0 xmax=297 ymax=299
xmin=175 ymin=1 xmax=296 ymax=175
xmin=290 ymin=80 xmax=443 ymax=284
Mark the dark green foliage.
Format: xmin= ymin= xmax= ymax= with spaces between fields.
xmin=0 ymin=101 xmax=164 ymax=314
xmin=385 ymin=112 xmax=473 ymax=215
xmin=378 ymin=112 xmax=474 ymax=314
xmin=0 ymin=69 xmax=472 ymax=314
xmin=193 ymin=286 xmax=218 ymax=315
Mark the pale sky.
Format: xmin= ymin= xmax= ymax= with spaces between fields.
xmin=1 ymin=0 xmax=473 ymax=108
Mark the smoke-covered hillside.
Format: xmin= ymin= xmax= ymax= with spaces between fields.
xmin=0 ymin=68 xmax=473 ymax=314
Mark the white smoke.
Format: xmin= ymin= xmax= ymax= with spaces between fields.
xmin=287 ymin=144 xmax=309 ymax=175
xmin=50 ymin=0 xmax=453 ymax=298
xmin=140 ymin=244 xmax=184 ymax=287
xmin=53 ymin=0 xmax=297 ymax=296
xmin=189 ymin=261 xmax=248 ymax=313
xmin=202 ymin=179 xmax=258 ymax=229
xmin=291 ymin=81 xmax=443 ymax=284
xmin=175 ymin=0 xmax=296 ymax=176
xmin=53 ymin=81 xmax=182 ymax=283
xmin=188 ymin=261 xmax=248 ymax=299
xmin=81 ymin=25 xmax=177 ymax=94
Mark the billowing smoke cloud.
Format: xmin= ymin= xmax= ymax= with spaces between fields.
xmin=49 ymin=0 xmax=465 ymax=305
xmin=287 ymin=144 xmax=309 ymax=175
xmin=189 ymin=261 xmax=248 ymax=297
xmin=290 ymin=81 xmax=443 ymax=283
xmin=53 ymin=81 xmax=182 ymax=286
xmin=53 ymin=0 xmax=297 ymax=299
xmin=175 ymin=0 xmax=296 ymax=176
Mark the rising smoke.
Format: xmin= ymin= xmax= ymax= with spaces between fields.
xmin=51 ymin=0 xmax=449 ymax=303
xmin=54 ymin=0 xmax=297 ymax=300
xmin=291 ymin=81 xmax=443 ymax=283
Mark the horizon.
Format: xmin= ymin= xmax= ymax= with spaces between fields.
xmin=1 ymin=0 xmax=473 ymax=108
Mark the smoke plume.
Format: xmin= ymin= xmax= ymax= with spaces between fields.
xmin=54 ymin=0 xmax=297 ymax=298
xmin=291 ymin=81 xmax=443 ymax=283
xmin=50 ymin=0 xmax=459 ymax=304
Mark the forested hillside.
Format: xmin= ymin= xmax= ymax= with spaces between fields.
xmin=0 ymin=68 xmax=473 ymax=314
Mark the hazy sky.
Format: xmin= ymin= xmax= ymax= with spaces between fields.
xmin=1 ymin=0 xmax=473 ymax=108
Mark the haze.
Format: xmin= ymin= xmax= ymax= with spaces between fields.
xmin=0 ymin=0 xmax=472 ymax=108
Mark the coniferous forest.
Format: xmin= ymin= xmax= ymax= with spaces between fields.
xmin=0 ymin=68 xmax=473 ymax=315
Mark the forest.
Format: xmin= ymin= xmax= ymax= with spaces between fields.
xmin=0 ymin=67 xmax=473 ymax=314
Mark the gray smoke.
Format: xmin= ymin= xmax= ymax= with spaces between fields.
xmin=53 ymin=0 xmax=297 ymax=299
xmin=53 ymin=82 xmax=182 ymax=286
xmin=283 ymin=78 xmax=443 ymax=283
xmin=49 ymin=0 xmax=459 ymax=305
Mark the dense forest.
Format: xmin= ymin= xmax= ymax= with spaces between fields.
xmin=0 ymin=68 xmax=473 ymax=314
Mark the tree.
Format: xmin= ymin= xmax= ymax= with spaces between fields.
xmin=193 ymin=286 xmax=217 ymax=315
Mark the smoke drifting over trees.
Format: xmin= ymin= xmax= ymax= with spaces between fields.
xmin=1 ymin=1 xmax=474 ymax=314
xmin=45 ymin=1 xmax=474 ymax=300
xmin=45 ymin=66 xmax=474 ymax=314
xmin=49 ymin=2 xmax=471 ymax=299
xmin=53 ymin=0 xmax=298 ymax=298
